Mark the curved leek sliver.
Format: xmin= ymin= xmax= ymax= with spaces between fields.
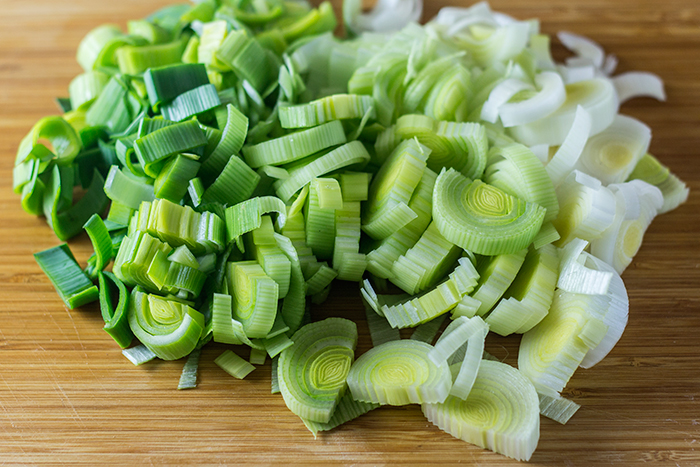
xmin=347 ymin=340 xmax=452 ymax=405
xmin=278 ymin=318 xmax=358 ymax=423
xmin=15 ymin=116 xmax=82 ymax=167
xmin=498 ymin=71 xmax=566 ymax=127
xmin=509 ymin=78 xmax=619 ymax=146
xmin=433 ymin=168 xmax=545 ymax=256
xmin=579 ymin=253 xmax=629 ymax=369
xmin=422 ymin=360 xmax=540 ymax=462
xmin=127 ymin=289 xmax=205 ymax=361
xmin=98 ymin=271 xmax=133 ymax=349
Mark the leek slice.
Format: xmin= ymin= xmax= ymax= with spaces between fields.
xmin=245 ymin=217 xmax=292 ymax=299
xmin=154 ymin=154 xmax=201 ymax=203
xmin=332 ymin=201 xmax=367 ymax=281
xmin=278 ymin=317 xmax=358 ymax=423
xmin=389 ymin=221 xmax=462 ymax=295
xmin=116 ymin=39 xmax=186 ymax=75
xmin=362 ymin=139 xmax=428 ymax=240
xmin=133 ymin=120 xmax=207 ymax=178
xmin=518 ymin=289 xmax=610 ymax=396
xmin=98 ymin=271 xmax=133 ymax=348
xmin=484 ymin=244 xmax=559 ymax=335
xmin=279 ymin=94 xmax=375 ymax=129
xmin=144 ymin=63 xmax=209 ymax=110
xmin=590 ymin=180 xmax=663 ymax=273
xmin=274 ymin=141 xmax=371 ymax=202
xmin=274 ymin=233 xmax=308 ymax=335
xmin=104 ymin=165 xmax=155 ymax=210
xmin=538 ymin=393 xmax=580 ymax=425
xmin=305 ymin=179 xmax=337 ymax=260
xmin=557 ymin=238 xmax=612 ymax=295
xmin=215 ymin=29 xmax=275 ymax=93
xmin=552 ymin=170 xmax=616 ymax=247
xmin=545 ymin=105 xmax=592 ymax=188
xmin=83 ymin=214 xmax=113 ymax=275
xmin=422 ymin=360 xmax=540 ymax=462
xmin=509 ymin=78 xmax=619 ymax=146
xmin=69 ymin=70 xmax=111 ymax=111
xmin=627 ymin=153 xmax=689 ymax=214
xmin=366 ymin=168 xmax=436 ymax=279
xmin=127 ymin=290 xmax=205 ymax=361
xmin=485 ymin=142 xmax=559 ymax=222
xmin=122 ymin=344 xmax=157 ymax=366
xmin=302 ymin=391 xmax=379 ymax=437
xmin=160 ymin=84 xmax=221 ymax=122
xmin=224 ymin=196 xmax=287 ymax=250
xmin=76 ymin=24 xmax=125 ymax=71
xmin=471 ymin=248 xmax=528 ymax=317
xmin=34 ymin=244 xmax=99 ymax=309
xmin=612 ymin=71 xmax=666 ymax=104
xmin=575 ymin=114 xmax=651 ymax=185
xmin=242 ymin=121 xmax=347 ymax=168
xmin=215 ymin=350 xmax=256 ymax=379
xmin=578 ymin=253 xmax=629 ymax=369
xmin=361 ymin=257 xmax=479 ymax=329
xmin=199 ymin=104 xmax=249 ymax=183
xmin=347 ymin=339 xmax=452 ymax=405
xmin=226 ymin=261 xmax=279 ymax=338
xmin=178 ymin=349 xmax=201 ymax=389
xmin=16 ymin=116 xmax=82 ymax=167
xmin=497 ymin=72 xmax=566 ymax=127
xmin=343 ymin=0 xmax=422 ymax=36
xmin=433 ymin=168 xmax=545 ymax=256
xmin=201 ymin=155 xmax=260 ymax=206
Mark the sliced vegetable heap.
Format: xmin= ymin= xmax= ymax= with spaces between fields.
xmin=17 ymin=0 xmax=687 ymax=462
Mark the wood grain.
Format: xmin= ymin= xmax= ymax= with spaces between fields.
xmin=1 ymin=0 xmax=699 ymax=465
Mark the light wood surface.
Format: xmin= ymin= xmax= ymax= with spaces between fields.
xmin=1 ymin=0 xmax=699 ymax=465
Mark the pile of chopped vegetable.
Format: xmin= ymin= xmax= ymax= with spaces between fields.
xmin=14 ymin=0 xmax=689 ymax=461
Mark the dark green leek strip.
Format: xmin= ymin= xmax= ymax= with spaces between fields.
xmin=116 ymin=39 xmax=187 ymax=75
xmin=133 ymin=120 xmax=207 ymax=178
xmin=161 ymin=84 xmax=221 ymax=122
xmin=154 ymin=154 xmax=201 ymax=203
xmin=104 ymin=165 xmax=155 ymax=210
xmin=83 ymin=214 xmax=113 ymax=275
xmin=178 ymin=349 xmax=202 ymax=390
xmin=97 ymin=271 xmax=133 ymax=348
xmin=44 ymin=167 xmax=109 ymax=241
xmin=201 ymin=156 xmax=260 ymax=206
xmin=56 ymin=97 xmax=72 ymax=113
xmin=199 ymin=104 xmax=249 ymax=183
xmin=34 ymin=244 xmax=99 ymax=309
xmin=144 ymin=63 xmax=209 ymax=110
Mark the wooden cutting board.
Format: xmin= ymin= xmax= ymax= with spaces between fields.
xmin=1 ymin=0 xmax=699 ymax=465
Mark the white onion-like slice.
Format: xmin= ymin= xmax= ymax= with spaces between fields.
xmin=557 ymin=31 xmax=605 ymax=68
xmin=509 ymin=77 xmax=619 ymax=146
xmin=612 ymin=71 xmax=666 ymax=104
xmin=499 ymin=72 xmax=566 ymax=127
xmin=545 ymin=105 xmax=592 ymax=187
xmin=344 ymin=0 xmax=423 ymax=35
xmin=480 ymin=78 xmax=534 ymax=123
